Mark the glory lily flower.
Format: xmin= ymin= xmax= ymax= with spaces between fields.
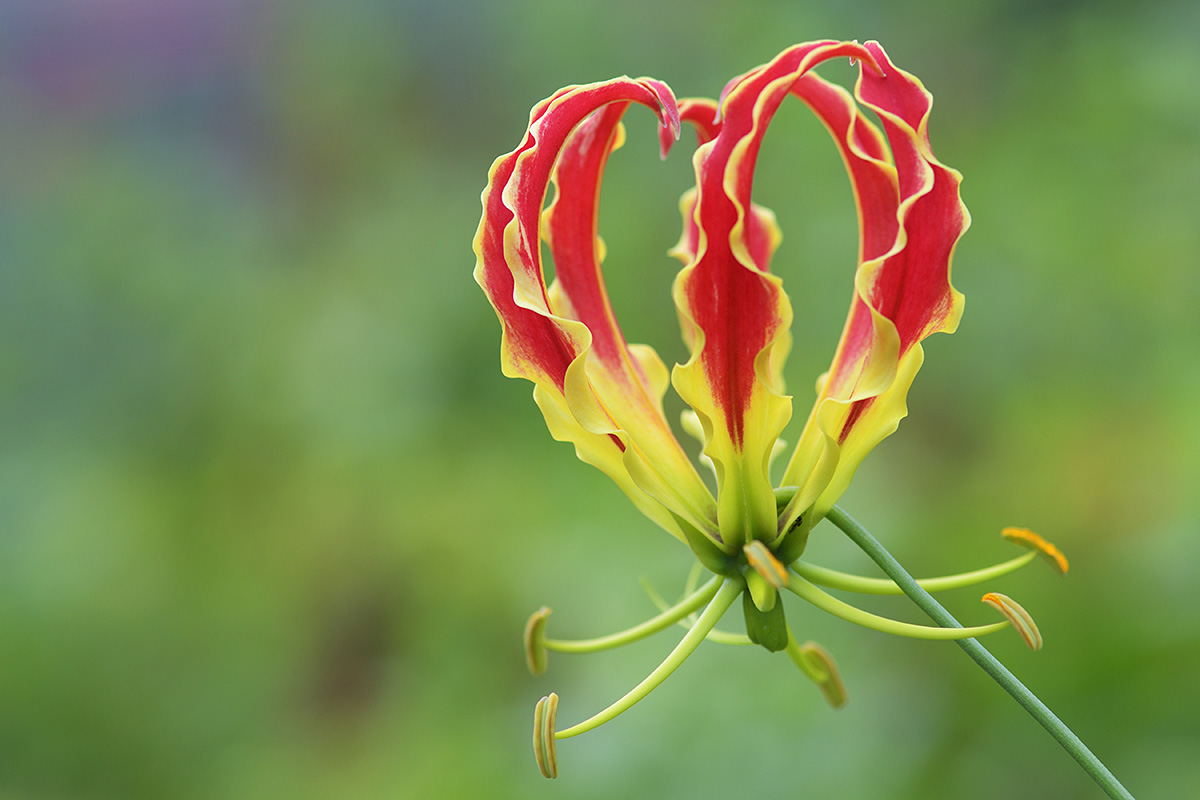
xmin=473 ymin=40 xmax=1067 ymax=778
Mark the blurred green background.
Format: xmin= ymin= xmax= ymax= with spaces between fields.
xmin=2 ymin=1 xmax=1198 ymax=798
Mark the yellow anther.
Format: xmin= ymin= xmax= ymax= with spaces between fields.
xmin=982 ymin=592 xmax=1043 ymax=651
xmin=524 ymin=607 xmax=552 ymax=675
xmin=533 ymin=693 xmax=559 ymax=778
xmin=787 ymin=639 xmax=848 ymax=709
xmin=744 ymin=540 xmax=789 ymax=589
xmin=1002 ymin=527 xmax=1069 ymax=575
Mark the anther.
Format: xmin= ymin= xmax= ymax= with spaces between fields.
xmin=1002 ymin=528 xmax=1069 ymax=575
xmin=533 ymin=693 xmax=559 ymax=778
xmin=524 ymin=607 xmax=552 ymax=675
xmin=786 ymin=636 xmax=848 ymax=708
xmin=744 ymin=540 xmax=788 ymax=589
xmin=982 ymin=592 xmax=1043 ymax=651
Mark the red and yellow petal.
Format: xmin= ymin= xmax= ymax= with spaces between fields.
xmin=670 ymin=41 xmax=875 ymax=547
xmin=473 ymin=78 xmax=719 ymax=543
xmin=477 ymin=42 xmax=968 ymax=552
xmin=668 ymin=98 xmax=784 ymax=363
xmin=779 ymin=41 xmax=970 ymax=533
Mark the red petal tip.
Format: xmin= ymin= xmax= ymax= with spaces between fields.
xmin=859 ymin=41 xmax=889 ymax=77
xmin=658 ymin=125 xmax=675 ymax=160
xmin=638 ymin=77 xmax=681 ymax=159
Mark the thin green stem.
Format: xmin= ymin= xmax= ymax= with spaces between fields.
xmin=794 ymin=551 xmax=1036 ymax=594
xmin=785 ymin=627 xmax=825 ymax=683
xmin=683 ymin=560 xmax=705 ymax=596
xmin=556 ymin=577 xmax=742 ymax=739
xmin=825 ymin=505 xmax=1135 ymax=800
xmin=785 ymin=574 xmax=1009 ymax=640
xmin=544 ymin=576 xmax=721 ymax=654
xmin=701 ymin=629 xmax=754 ymax=646
xmin=640 ymin=576 xmax=754 ymax=645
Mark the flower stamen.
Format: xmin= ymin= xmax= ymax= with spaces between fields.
xmin=524 ymin=606 xmax=552 ymax=675
xmin=982 ymin=592 xmax=1044 ymax=651
xmin=640 ymin=576 xmax=752 ymax=645
xmin=785 ymin=573 xmax=1009 ymax=640
xmin=1002 ymin=528 xmax=1069 ymax=575
xmin=549 ymin=578 xmax=742 ymax=748
xmin=743 ymin=540 xmax=785 ymax=618
xmin=793 ymin=552 xmax=1037 ymax=594
xmin=785 ymin=631 xmax=847 ymax=708
xmin=530 ymin=576 xmax=721 ymax=661
xmin=533 ymin=692 xmax=559 ymax=778
xmin=744 ymin=540 xmax=789 ymax=588
xmin=793 ymin=526 xmax=1070 ymax=593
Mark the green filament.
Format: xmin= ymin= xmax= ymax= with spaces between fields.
xmin=543 ymin=576 xmax=720 ymax=654
xmin=555 ymin=577 xmax=743 ymax=739
xmin=785 ymin=574 xmax=1010 ymax=640
xmin=825 ymin=505 xmax=1135 ymax=800
xmin=793 ymin=551 xmax=1036 ymax=594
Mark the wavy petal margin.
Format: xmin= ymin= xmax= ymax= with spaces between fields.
xmin=778 ymin=41 xmax=970 ymax=536
xmin=473 ymin=78 xmax=720 ymax=543
xmin=669 ymin=99 xmax=784 ymax=365
xmin=671 ymin=41 xmax=875 ymax=548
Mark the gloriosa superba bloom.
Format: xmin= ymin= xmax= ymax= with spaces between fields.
xmin=473 ymin=40 xmax=1067 ymax=778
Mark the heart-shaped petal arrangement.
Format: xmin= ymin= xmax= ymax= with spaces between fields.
xmin=475 ymin=40 xmax=967 ymax=560
xmin=473 ymin=40 xmax=1069 ymax=780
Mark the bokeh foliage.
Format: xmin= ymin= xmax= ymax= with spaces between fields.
xmin=2 ymin=1 xmax=1198 ymax=798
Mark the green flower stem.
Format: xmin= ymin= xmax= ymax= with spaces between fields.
xmin=794 ymin=551 xmax=1036 ymax=594
xmin=544 ymin=576 xmax=720 ymax=654
xmin=556 ymin=577 xmax=743 ymax=739
xmin=825 ymin=505 xmax=1135 ymax=800
xmin=785 ymin=574 xmax=1010 ymax=639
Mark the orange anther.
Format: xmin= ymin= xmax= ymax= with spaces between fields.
xmin=1002 ymin=528 xmax=1069 ymax=576
xmin=795 ymin=641 xmax=848 ymax=708
xmin=982 ymin=592 xmax=1043 ymax=651
xmin=744 ymin=540 xmax=789 ymax=589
